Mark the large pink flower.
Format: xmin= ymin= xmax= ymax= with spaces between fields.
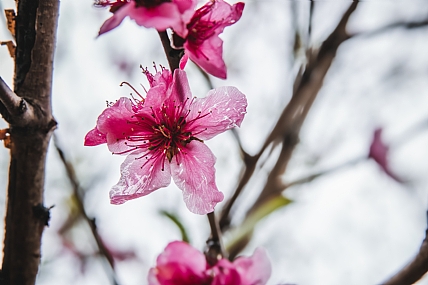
xmin=176 ymin=0 xmax=244 ymax=79
xmin=148 ymin=241 xmax=271 ymax=285
xmin=85 ymin=66 xmax=247 ymax=214
xmin=97 ymin=0 xmax=197 ymax=36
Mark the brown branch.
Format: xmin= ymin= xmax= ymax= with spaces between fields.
xmin=353 ymin=18 xmax=428 ymax=38
xmin=251 ymin=0 xmax=358 ymax=210
xmin=0 ymin=77 xmax=35 ymax=125
xmin=219 ymin=1 xmax=359 ymax=230
xmin=158 ymin=31 xmax=183 ymax=72
xmin=285 ymin=156 xmax=364 ymax=189
xmin=54 ymin=139 xmax=119 ymax=285
xmin=205 ymin=212 xmax=226 ymax=266
xmin=383 ymin=221 xmax=428 ymax=285
xmin=1 ymin=0 xmax=59 ymax=284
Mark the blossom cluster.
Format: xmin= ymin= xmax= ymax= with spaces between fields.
xmin=96 ymin=0 xmax=244 ymax=79
xmin=86 ymin=0 xmax=272 ymax=283
xmin=149 ymin=241 xmax=271 ymax=285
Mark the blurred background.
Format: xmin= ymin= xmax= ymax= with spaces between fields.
xmin=1 ymin=0 xmax=428 ymax=284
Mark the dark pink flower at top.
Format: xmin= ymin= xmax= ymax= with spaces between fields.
xmin=369 ymin=128 xmax=402 ymax=183
xmin=148 ymin=241 xmax=272 ymax=285
xmin=176 ymin=0 xmax=244 ymax=79
xmin=84 ymin=66 xmax=247 ymax=214
xmin=97 ymin=0 xmax=197 ymax=36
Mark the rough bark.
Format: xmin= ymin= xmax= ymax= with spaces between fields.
xmin=0 ymin=0 xmax=59 ymax=284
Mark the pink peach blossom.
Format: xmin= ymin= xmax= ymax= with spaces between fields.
xmin=148 ymin=241 xmax=271 ymax=285
xmin=369 ymin=128 xmax=402 ymax=183
xmin=85 ymin=66 xmax=247 ymax=214
xmin=178 ymin=0 xmax=245 ymax=79
xmin=96 ymin=0 xmax=196 ymax=36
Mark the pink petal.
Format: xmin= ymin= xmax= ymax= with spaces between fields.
xmin=148 ymin=241 xmax=208 ymax=285
xmin=187 ymin=86 xmax=247 ymax=140
xmin=129 ymin=3 xmax=181 ymax=32
xmin=156 ymin=241 xmax=206 ymax=271
xmin=84 ymin=127 xmax=107 ymax=146
xmin=368 ymin=128 xmax=402 ymax=183
xmin=179 ymin=53 xmax=189 ymax=70
xmin=210 ymin=259 xmax=241 ymax=285
xmin=171 ymin=0 xmax=197 ymax=37
xmin=95 ymin=98 xmax=142 ymax=154
xmin=146 ymin=68 xmax=173 ymax=88
xmin=183 ymin=0 xmax=244 ymax=78
xmin=170 ymin=69 xmax=192 ymax=103
xmin=98 ymin=2 xmax=135 ymax=35
xmin=202 ymin=0 xmax=244 ymax=25
xmin=170 ymin=142 xmax=224 ymax=215
xmin=110 ymin=151 xmax=171 ymax=204
xmin=233 ymin=248 xmax=272 ymax=285
xmin=185 ymin=36 xmax=227 ymax=79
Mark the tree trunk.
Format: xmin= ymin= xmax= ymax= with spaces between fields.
xmin=0 ymin=0 xmax=59 ymax=284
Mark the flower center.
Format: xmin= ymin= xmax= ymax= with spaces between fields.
xmin=186 ymin=4 xmax=218 ymax=46
xmin=148 ymin=104 xmax=202 ymax=163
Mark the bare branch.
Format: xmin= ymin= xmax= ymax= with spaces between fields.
xmin=383 ymin=219 xmax=428 ymax=285
xmin=353 ymin=18 xmax=428 ymax=39
xmin=0 ymin=77 xmax=35 ymax=125
xmin=158 ymin=31 xmax=183 ymax=72
xmin=220 ymin=1 xmax=359 ymax=230
xmin=205 ymin=212 xmax=226 ymax=266
xmin=54 ymin=139 xmax=119 ymax=285
xmin=285 ymin=156 xmax=364 ymax=189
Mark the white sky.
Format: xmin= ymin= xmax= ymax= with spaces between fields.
xmin=1 ymin=0 xmax=428 ymax=284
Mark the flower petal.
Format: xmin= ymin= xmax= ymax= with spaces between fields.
xmin=186 ymin=86 xmax=247 ymax=140
xmin=368 ymin=128 xmax=402 ymax=183
xmin=129 ymin=3 xmax=181 ymax=32
xmin=184 ymin=0 xmax=245 ymax=78
xmin=172 ymin=0 xmax=197 ymax=37
xmin=170 ymin=69 xmax=192 ymax=103
xmin=233 ymin=248 xmax=272 ymax=285
xmin=99 ymin=2 xmax=135 ymax=35
xmin=201 ymin=0 xmax=244 ymax=26
xmin=94 ymin=97 xmax=144 ymax=154
xmin=110 ymin=150 xmax=171 ymax=204
xmin=171 ymin=142 xmax=223 ymax=214
xmin=210 ymin=259 xmax=241 ymax=285
xmin=185 ymin=36 xmax=227 ymax=79
xmin=148 ymin=241 xmax=208 ymax=285
xmin=84 ymin=127 xmax=107 ymax=146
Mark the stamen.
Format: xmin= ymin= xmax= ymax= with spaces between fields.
xmin=120 ymin=81 xmax=145 ymax=101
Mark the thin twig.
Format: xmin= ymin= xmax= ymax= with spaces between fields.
xmin=353 ymin=18 xmax=428 ymax=39
xmin=308 ymin=0 xmax=314 ymax=42
xmin=285 ymin=157 xmax=364 ymax=189
xmin=383 ymin=213 xmax=428 ymax=285
xmin=54 ymin=138 xmax=119 ymax=285
xmin=205 ymin=212 xmax=226 ymax=265
xmin=158 ymin=31 xmax=182 ymax=72
xmin=220 ymin=1 xmax=359 ymax=230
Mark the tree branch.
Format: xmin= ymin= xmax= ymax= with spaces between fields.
xmin=383 ymin=214 xmax=428 ymax=285
xmin=205 ymin=212 xmax=226 ymax=266
xmin=0 ymin=77 xmax=35 ymax=125
xmin=54 ymin=139 xmax=119 ymax=285
xmin=219 ymin=1 xmax=359 ymax=230
xmin=353 ymin=18 xmax=428 ymax=39
xmin=158 ymin=31 xmax=183 ymax=72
